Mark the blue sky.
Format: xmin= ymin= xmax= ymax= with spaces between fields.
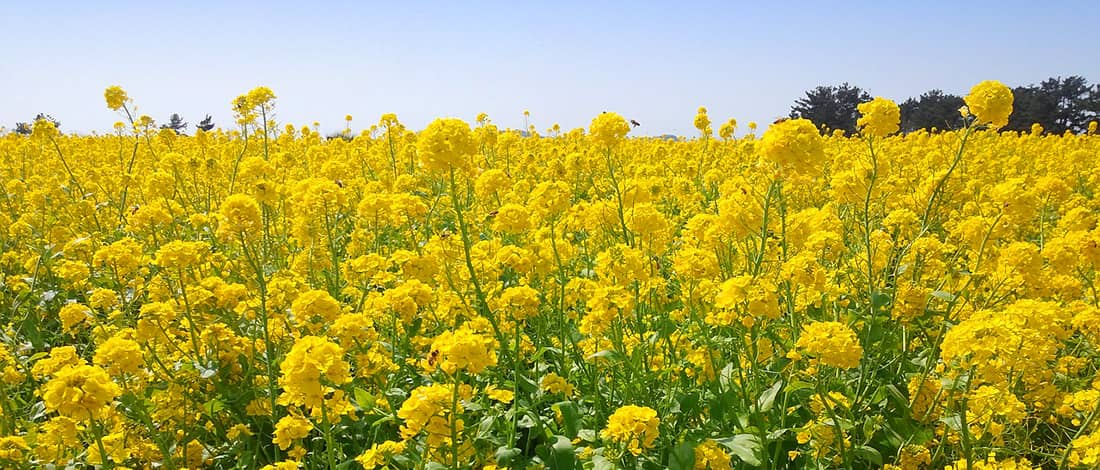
xmin=3 ymin=1 xmax=1099 ymax=136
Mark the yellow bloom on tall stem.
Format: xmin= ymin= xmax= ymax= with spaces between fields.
xmin=964 ymin=80 xmax=1014 ymax=129
xmin=104 ymin=85 xmax=129 ymax=111
xmin=758 ymin=118 xmax=826 ymax=178
xmin=417 ymin=118 xmax=477 ymax=173
xmin=694 ymin=106 xmax=713 ymax=137
xmin=857 ymin=97 xmax=901 ymax=137
xmin=589 ymin=112 xmax=631 ymax=147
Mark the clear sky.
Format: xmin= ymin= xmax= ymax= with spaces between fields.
xmin=3 ymin=1 xmax=1099 ymax=137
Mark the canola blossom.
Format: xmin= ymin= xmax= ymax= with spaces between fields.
xmin=0 ymin=83 xmax=1098 ymax=469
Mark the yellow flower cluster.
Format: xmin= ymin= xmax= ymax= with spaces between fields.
xmin=427 ymin=325 xmax=498 ymax=375
xmin=694 ymin=106 xmax=713 ymax=137
xmin=278 ymin=336 xmax=351 ymax=411
xmin=601 ymin=405 xmax=660 ymax=456
xmin=41 ymin=364 xmax=120 ymax=419
xmin=965 ymin=80 xmax=1015 ymax=128
xmin=273 ymin=414 xmax=313 ymax=450
xmin=857 ymin=96 xmax=901 ymax=137
xmin=104 ymin=85 xmax=129 ymax=111
xmin=1068 ymin=431 xmax=1100 ymax=468
xmin=397 ymin=383 xmax=472 ymax=448
xmin=693 ymin=439 xmax=732 ymax=469
xmin=944 ymin=454 xmax=1035 ymax=469
xmin=794 ymin=321 xmax=863 ymax=369
xmin=589 ymin=111 xmax=631 ymax=147
xmin=417 ymin=118 xmax=477 ymax=173
xmin=758 ymin=117 xmax=826 ymax=177
xmin=355 ymin=440 xmax=406 ymax=469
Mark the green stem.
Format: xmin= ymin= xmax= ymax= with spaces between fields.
xmin=448 ymin=167 xmax=504 ymax=346
xmin=322 ymin=399 xmax=338 ymax=470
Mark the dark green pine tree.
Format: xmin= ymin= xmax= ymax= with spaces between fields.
xmin=899 ymin=90 xmax=965 ymax=133
xmin=789 ymin=83 xmax=871 ymax=134
xmin=161 ymin=113 xmax=188 ymax=134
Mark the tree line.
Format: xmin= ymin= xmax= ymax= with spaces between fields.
xmin=10 ymin=113 xmax=214 ymax=135
xmin=789 ymin=76 xmax=1100 ymax=135
xmin=8 ymin=76 xmax=1100 ymax=136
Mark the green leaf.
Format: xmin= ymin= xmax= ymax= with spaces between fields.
xmin=853 ymin=445 xmax=883 ymax=466
xmin=371 ymin=415 xmax=395 ymax=428
xmin=785 ymin=380 xmax=814 ymax=393
xmin=766 ymin=428 xmax=788 ymax=440
xmin=673 ymin=392 xmax=700 ymax=416
xmin=548 ymin=435 xmax=576 ymax=470
xmin=940 ymin=414 xmax=964 ymax=432
xmin=862 ymin=415 xmax=884 ymax=440
xmin=885 ymin=384 xmax=908 ymax=407
xmin=931 ymin=290 xmax=956 ymax=301
xmin=872 ymin=291 xmax=892 ymax=308
xmin=715 ymin=434 xmax=762 ymax=466
xmin=586 ymin=350 xmax=623 ymax=361
xmin=539 ymin=346 xmax=564 ymax=357
xmin=384 ymin=388 xmax=408 ymax=401
xmin=203 ymin=399 xmax=224 ymax=415
xmin=519 ymin=374 xmax=540 ymax=393
xmin=495 ymin=446 xmax=521 ymax=466
xmin=518 ymin=413 xmax=538 ymax=429
xmin=118 ymin=391 xmax=141 ymax=409
xmin=592 ymin=454 xmax=616 ymax=470
xmin=555 ymin=401 xmax=581 ymax=438
xmin=25 ymin=351 xmax=47 ymax=363
xmin=940 ymin=374 xmax=970 ymax=392
xmin=668 ymin=441 xmax=696 ymax=470
xmin=353 ymin=387 xmax=374 ymax=410
xmin=477 ymin=416 xmax=495 ymax=439
xmin=757 ymin=379 xmax=783 ymax=413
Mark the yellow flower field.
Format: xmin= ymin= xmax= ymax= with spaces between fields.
xmin=1 ymin=81 xmax=1099 ymax=469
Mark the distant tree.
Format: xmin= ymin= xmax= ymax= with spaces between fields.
xmin=34 ymin=113 xmax=60 ymax=130
xmin=13 ymin=114 xmax=60 ymax=135
xmin=1089 ymin=84 xmax=1100 ymax=124
xmin=1044 ymin=76 xmax=1094 ymax=133
xmin=196 ymin=115 xmax=215 ymax=132
xmin=900 ymin=90 xmax=965 ymax=132
xmin=161 ymin=113 xmax=188 ymax=134
xmin=789 ymin=83 xmax=871 ymax=134
xmin=1007 ymin=76 xmax=1095 ymax=133
xmin=325 ymin=131 xmax=354 ymax=141
xmin=1007 ymin=84 xmax=1057 ymax=132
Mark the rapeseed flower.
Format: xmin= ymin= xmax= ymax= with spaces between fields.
xmin=601 ymin=405 xmax=659 ymax=456
xmin=857 ymin=97 xmax=901 ymax=137
xmin=795 ymin=321 xmax=863 ymax=369
xmin=965 ymin=80 xmax=1014 ymax=128
xmin=41 ymin=365 xmax=120 ymax=419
